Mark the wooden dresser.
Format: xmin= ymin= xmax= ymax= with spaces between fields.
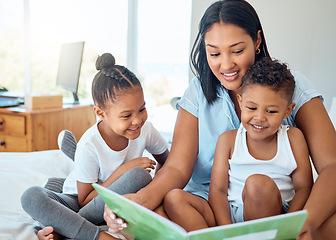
xmin=0 ymin=103 xmax=96 ymax=152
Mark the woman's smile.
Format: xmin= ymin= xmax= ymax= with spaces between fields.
xmin=222 ymin=70 xmax=239 ymax=81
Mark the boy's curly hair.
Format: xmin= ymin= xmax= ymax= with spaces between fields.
xmin=242 ymin=57 xmax=295 ymax=102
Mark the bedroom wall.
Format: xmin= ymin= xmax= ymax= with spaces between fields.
xmin=190 ymin=0 xmax=336 ymax=110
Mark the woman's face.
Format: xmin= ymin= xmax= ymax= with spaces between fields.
xmin=204 ymin=22 xmax=261 ymax=94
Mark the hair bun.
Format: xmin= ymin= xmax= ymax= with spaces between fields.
xmin=95 ymin=53 xmax=116 ymax=71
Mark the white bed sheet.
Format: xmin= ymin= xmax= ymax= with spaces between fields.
xmin=0 ymin=150 xmax=73 ymax=240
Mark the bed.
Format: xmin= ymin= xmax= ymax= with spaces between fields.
xmin=0 ymin=126 xmax=172 ymax=240
xmin=0 ymin=136 xmax=317 ymax=240
xmin=0 ymin=150 xmax=73 ymax=240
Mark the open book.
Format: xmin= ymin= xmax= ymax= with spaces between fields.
xmin=93 ymin=184 xmax=307 ymax=240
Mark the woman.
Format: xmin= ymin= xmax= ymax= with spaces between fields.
xmin=106 ymin=1 xmax=336 ymax=239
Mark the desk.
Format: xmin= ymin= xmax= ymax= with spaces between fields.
xmin=0 ymin=103 xmax=96 ymax=152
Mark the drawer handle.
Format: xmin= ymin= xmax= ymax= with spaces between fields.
xmin=0 ymin=141 xmax=5 ymax=146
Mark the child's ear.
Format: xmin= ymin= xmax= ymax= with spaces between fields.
xmin=237 ymin=94 xmax=243 ymax=109
xmin=284 ymin=102 xmax=296 ymax=119
xmin=94 ymin=106 xmax=106 ymax=120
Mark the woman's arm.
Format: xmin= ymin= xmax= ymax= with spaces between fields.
xmin=129 ymin=107 xmax=199 ymax=210
xmin=286 ymin=127 xmax=313 ymax=213
xmin=209 ymin=131 xmax=236 ymax=225
xmin=295 ymin=97 xmax=336 ymax=232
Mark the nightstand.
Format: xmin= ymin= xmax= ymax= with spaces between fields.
xmin=0 ymin=103 xmax=96 ymax=152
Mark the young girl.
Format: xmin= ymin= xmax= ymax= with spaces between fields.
xmin=209 ymin=57 xmax=313 ymax=225
xmin=21 ymin=53 xmax=169 ymax=240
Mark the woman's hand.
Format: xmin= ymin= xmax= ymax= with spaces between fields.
xmin=297 ymin=217 xmax=313 ymax=240
xmin=297 ymin=232 xmax=313 ymax=240
xmin=103 ymin=193 xmax=150 ymax=234
xmin=297 ymin=226 xmax=313 ymax=240
xmin=104 ymin=204 xmax=128 ymax=233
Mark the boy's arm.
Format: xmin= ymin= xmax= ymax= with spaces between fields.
xmin=287 ymin=127 xmax=314 ymax=213
xmin=208 ymin=130 xmax=236 ymax=226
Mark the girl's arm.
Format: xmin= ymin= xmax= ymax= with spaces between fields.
xmin=152 ymin=149 xmax=169 ymax=173
xmin=286 ymin=127 xmax=313 ymax=213
xmin=209 ymin=131 xmax=236 ymax=225
xmin=77 ymin=157 xmax=157 ymax=207
xmin=77 ymin=182 xmax=96 ymax=207
xmin=127 ymin=107 xmax=199 ymax=210
xmin=295 ymin=97 xmax=336 ymax=233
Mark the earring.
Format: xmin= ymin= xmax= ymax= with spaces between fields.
xmin=256 ymin=48 xmax=261 ymax=54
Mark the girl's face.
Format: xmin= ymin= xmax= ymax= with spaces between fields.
xmin=96 ymin=86 xmax=148 ymax=141
xmin=204 ymin=22 xmax=261 ymax=94
xmin=238 ymin=84 xmax=295 ymax=142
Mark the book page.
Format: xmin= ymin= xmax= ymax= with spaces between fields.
xmin=223 ymin=230 xmax=277 ymax=240
xmin=188 ymin=210 xmax=307 ymax=240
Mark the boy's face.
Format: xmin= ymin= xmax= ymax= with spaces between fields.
xmin=95 ymin=87 xmax=148 ymax=141
xmin=238 ymin=84 xmax=295 ymax=141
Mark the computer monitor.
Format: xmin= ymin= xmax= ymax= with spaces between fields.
xmin=56 ymin=41 xmax=85 ymax=103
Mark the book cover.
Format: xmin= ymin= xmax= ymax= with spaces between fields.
xmin=93 ymin=183 xmax=307 ymax=240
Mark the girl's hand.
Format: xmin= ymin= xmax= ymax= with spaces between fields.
xmin=123 ymin=157 xmax=156 ymax=173
xmin=104 ymin=204 xmax=128 ymax=233
xmin=102 ymin=157 xmax=156 ymax=191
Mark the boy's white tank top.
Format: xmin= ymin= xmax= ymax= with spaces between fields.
xmin=227 ymin=124 xmax=297 ymax=206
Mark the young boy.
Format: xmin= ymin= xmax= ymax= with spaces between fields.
xmin=209 ymin=57 xmax=313 ymax=225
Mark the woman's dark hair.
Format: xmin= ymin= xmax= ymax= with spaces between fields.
xmin=92 ymin=53 xmax=142 ymax=108
xmin=242 ymin=57 xmax=295 ymax=102
xmin=190 ymin=0 xmax=270 ymax=104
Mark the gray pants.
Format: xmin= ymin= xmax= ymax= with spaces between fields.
xmin=21 ymin=167 xmax=152 ymax=240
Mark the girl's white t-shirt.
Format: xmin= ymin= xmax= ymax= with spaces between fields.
xmin=62 ymin=121 xmax=168 ymax=194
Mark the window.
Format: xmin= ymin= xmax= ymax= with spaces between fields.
xmin=0 ymin=0 xmax=191 ymax=134
xmin=29 ymin=0 xmax=128 ymax=99
xmin=0 ymin=1 xmax=25 ymax=92
xmin=138 ymin=0 xmax=191 ymax=133
xmin=0 ymin=0 xmax=128 ymax=98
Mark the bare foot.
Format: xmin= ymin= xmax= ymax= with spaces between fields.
xmin=37 ymin=226 xmax=60 ymax=240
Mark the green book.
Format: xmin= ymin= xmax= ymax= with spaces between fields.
xmin=93 ymin=184 xmax=307 ymax=240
